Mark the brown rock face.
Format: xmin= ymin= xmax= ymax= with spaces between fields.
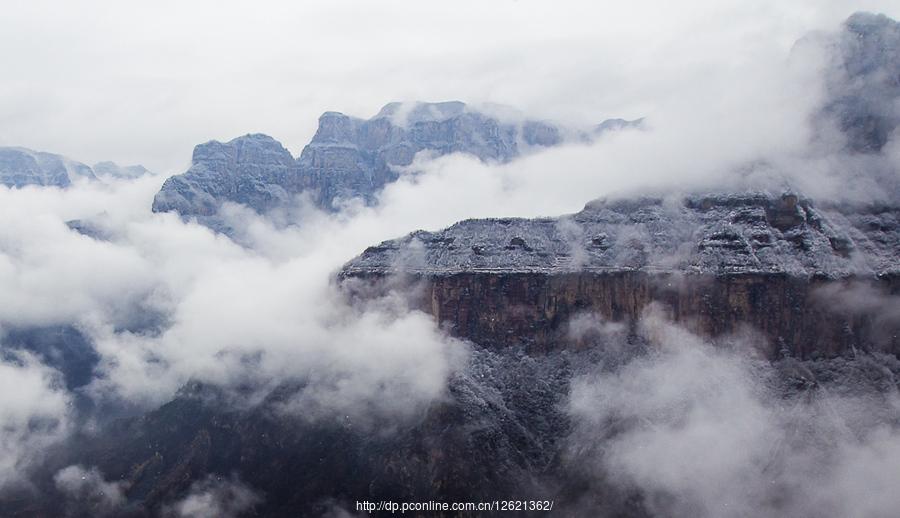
xmin=342 ymin=272 xmax=900 ymax=359
xmin=344 ymin=271 xmax=899 ymax=360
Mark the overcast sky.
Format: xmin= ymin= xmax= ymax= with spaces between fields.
xmin=1 ymin=0 xmax=899 ymax=174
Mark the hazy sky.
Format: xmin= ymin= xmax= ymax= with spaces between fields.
xmin=2 ymin=0 xmax=899 ymax=174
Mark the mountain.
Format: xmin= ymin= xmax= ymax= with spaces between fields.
xmin=594 ymin=117 xmax=643 ymax=134
xmin=0 ymin=147 xmax=96 ymax=187
xmin=92 ymin=161 xmax=151 ymax=180
xmin=9 ymin=188 xmax=898 ymax=517
xmin=18 ymin=327 xmax=900 ymax=517
xmin=340 ymin=192 xmax=899 ymax=358
xmin=819 ymin=12 xmax=900 ymax=153
xmin=151 ymin=101 xmax=636 ymax=223
xmin=0 ymin=326 xmax=98 ymax=391
xmin=150 ymin=134 xmax=296 ymax=219
xmin=3 ymin=12 xmax=900 ymax=518
xmin=0 ymin=147 xmax=150 ymax=188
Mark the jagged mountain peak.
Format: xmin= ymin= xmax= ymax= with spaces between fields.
xmin=342 ymin=190 xmax=898 ymax=278
xmin=373 ymin=100 xmax=470 ymax=125
xmin=0 ymin=146 xmax=96 ymax=188
xmin=152 ymin=101 xmax=627 ymax=224
xmin=818 ymin=11 xmax=900 ymax=153
xmin=190 ymin=133 xmax=293 ymax=161
xmin=92 ymin=161 xmax=150 ymax=180
xmin=0 ymin=147 xmax=155 ymax=188
xmin=845 ymin=11 xmax=898 ymax=33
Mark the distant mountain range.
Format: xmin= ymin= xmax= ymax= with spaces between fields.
xmin=818 ymin=12 xmax=900 ymax=154
xmin=0 ymin=147 xmax=149 ymax=188
xmin=150 ymin=101 xmax=640 ymax=226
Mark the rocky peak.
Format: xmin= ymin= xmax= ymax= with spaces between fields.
xmin=373 ymin=100 xmax=468 ymax=125
xmin=821 ymin=11 xmax=900 ymax=153
xmin=594 ymin=117 xmax=644 ymax=134
xmin=92 ymin=161 xmax=150 ymax=179
xmin=153 ymin=101 xmax=625 ymax=222
xmin=844 ymin=12 xmax=900 ymax=65
xmin=0 ymin=147 xmax=97 ymax=188
xmin=191 ymin=133 xmax=293 ymax=168
xmin=310 ymin=112 xmax=360 ymax=145
xmin=342 ymin=191 xmax=898 ymax=278
xmin=151 ymin=134 xmax=296 ymax=218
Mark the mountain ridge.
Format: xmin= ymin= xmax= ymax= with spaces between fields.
xmin=0 ymin=146 xmax=150 ymax=188
xmin=151 ymin=101 xmax=639 ymax=224
xmin=340 ymin=191 xmax=900 ymax=358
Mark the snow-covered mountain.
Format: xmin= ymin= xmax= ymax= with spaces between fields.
xmin=0 ymin=147 xmax=150 ymax=188
xmin=151 ymin=101 xmax=638 ymax=224
xmin=0 ymin=147 xmax=97 ymax=187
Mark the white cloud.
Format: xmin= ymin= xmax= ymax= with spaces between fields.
xmin=164 ymin=475 xmax=261 ymax=518
xmin=54 ymin=465 xmax=126 ymax=515
xmin=568 ymin=310 xmax=900 ymax=518
xmin=0 ymin=352 xmax=71 ymax=488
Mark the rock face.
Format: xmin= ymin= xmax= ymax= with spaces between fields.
xmin=594 ymin=117 xmax=644 ymax=134
xmin=0 ymin=147 xmax=96 ymax=187
xmin=150 ymin=134 xmax=296 ymax=218
xmin=0 ymin=326 xmax=98 ymax=390
xmin=151 ymin=101 xmax=633 ymax=220
xmin=28 ymin=350 xmax=578 ymax=517
xmin=341 ymin=193 xmax=900 ymax=358
xmin=0 ymin=147 xmax=150 ymax=188
xmin=821 ymin=12 xmax=900 ymax=153
xmin=91 ymin=161 xmax=150 ymax=180
xmin=297 ymin=101 xmax=559 ymax=209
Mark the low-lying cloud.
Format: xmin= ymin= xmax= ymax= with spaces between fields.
xmin=163 ymin=475 xmax=261 ymax=518
xmin=0 ymin=5 xmax=897 ymax=513
xmin=0 ymin=352 xmax=71 ymax=488
xmin=54 ymin=465 xmax=126 ymax=516
xmin=567 ymin=309 xmax=900 ymax=518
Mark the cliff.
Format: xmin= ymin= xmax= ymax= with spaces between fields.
xmin=0 ymin=147 xmax=97 ymax=187
xmin=0 ymin=147 xmax=152 ymax=188
xmin=341 ymin=193 xmax=900 ymax=358
xmin=151 ymin=101 xmax=635 ymax=221
xmin=819 ymin=12 xmax=900 ymax=153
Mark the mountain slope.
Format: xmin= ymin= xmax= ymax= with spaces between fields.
xmin=820 ymin=12 xmax=900 ymax=153
xmin=0 ymin=147 xmax=96 ymax=187
xmin=0 ymin=147 xmax=150 ymax=188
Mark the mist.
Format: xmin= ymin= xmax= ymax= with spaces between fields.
xmin=567 ymin=308 xmax=900 ymax=518
xmin=0 ymin=2 xmax=899 ymax=516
